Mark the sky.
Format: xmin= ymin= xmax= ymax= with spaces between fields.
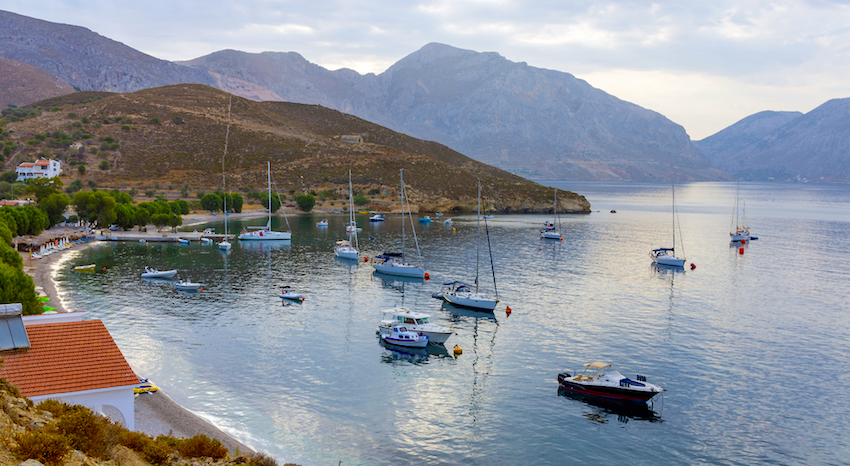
xmin=3 ymin=0 xmax=850 ymax=140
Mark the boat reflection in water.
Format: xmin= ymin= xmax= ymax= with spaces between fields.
xmin=238 ymin=240 xmax=291 ymax=252
xmin=378 ymin=339 xmax=449 ymax=364
xmin=557 ymin=387 xmax=662 ymax=423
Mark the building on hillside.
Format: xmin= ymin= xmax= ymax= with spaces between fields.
xmin=0 ymin=305 xmax=138 ymax=430
xmin=69 ymin=142 xmax=84 ymax=151
xmin=340 ymin=134 xmax=364 ymax=144
xmin=15 ymin=158 xmax=62 ymax=181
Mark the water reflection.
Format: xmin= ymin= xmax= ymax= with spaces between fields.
xmin=378 ymin=339 xmax=451 ymax=364
xmin=557 ymin=387 xmax=662 ymax=423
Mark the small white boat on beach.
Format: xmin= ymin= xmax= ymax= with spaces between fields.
xmin=175 ymin=280 xmax=202 ymax=291
xmin=380 ymin=324 xmax=429 ymax=348
xmin=280 ymin=286 xmax=305 ymax=301
xmin=140 ymin=266 xmax=177 ymax=279
xmin=377 ymin=307 xmax=452 ymax=345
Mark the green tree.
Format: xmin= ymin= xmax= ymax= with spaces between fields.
xmin=0 ymin=220 xmax=12 ymax=246
xmin=99 ymin=161 xmax=109 ymax=170
xmin=230 ymin=193 xmax=244 ymax=213
xmin=295 ymin=194 xmax=315 ymax=212
xmin=0 ymin=254 xmax=42 ymax=315
xmin=66 ymin=179 xmax=84 ymax=193
xmin=38 ymin=192 xmax=70 ymax=227
xmin=201 ymin=193 xmax=222 ymax=212
xmin=72 ymin=190 xmax=116 ymax=229
xmin=151 ymin=213 xmax=170 ymax=231
xmin=353 ymin=194 xmax=369 ymax=206
xmin=169 ymin=213 xmax=183 ymax=231
xmin=26 ymin=177 xmax=62 ymax=203
xmin=114 ymin=204 xmax=135 ymax=230
xmin=78 ymin=165 xmax=85 ymax=175
xmin=133 ymin=207 xmax=150 ymax=228
xmin=19 ymin=206 xmax=48 ymax=235
xmin=0 ymin=171 xmax=16 ymax=183
xmin=261 ymin=194 xmax=281 ymax=213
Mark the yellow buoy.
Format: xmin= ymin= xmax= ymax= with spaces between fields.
xmin=453 ymin=345 xmax=463 ymax=355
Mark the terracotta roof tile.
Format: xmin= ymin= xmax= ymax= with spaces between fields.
xmin=0 ymin=320 xmax=138 ymax=397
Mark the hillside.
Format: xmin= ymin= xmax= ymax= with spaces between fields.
xmin=0 ymin=56 xmax=74 ymax=108
xmin=185 ymin=43 xmax=728 ymax=182
xmin=0 ymin=10 xmax=215 ymax=93
xmin=696 ymin=100 xmax=850 ymax=181
xmin=4 ymin=85 xmax=589 ymax=213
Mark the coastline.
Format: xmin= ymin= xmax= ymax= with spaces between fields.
xmin=24 ymin=227 xmax=255 ymax=455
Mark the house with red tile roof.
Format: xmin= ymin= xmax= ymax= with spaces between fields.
xmin=0 ymin=307 xmax=138 ymax=429
xmin=15 ymin=157 xmax=62 ymax=181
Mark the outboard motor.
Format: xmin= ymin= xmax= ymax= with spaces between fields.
xmin=557 ymin=372 xmax=571 ymax=384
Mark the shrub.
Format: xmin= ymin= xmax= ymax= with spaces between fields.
xmin=145 ymin=190 xmax=156 ymax=197
xmin=149 ymin=117 xmax=160 ymax=124
xmin=78 ymin=165 xmax=85 ymax=175
xmin=121 ymin=125 xmax=130 ymax=131
xmin=354 ymin=194 xmax=369 ymax=206
xmin=12 ymin=431 xmax=70 ymax=465
xmin=246 ymin=451 xmax=280 ymax=466
xmin=173 ymin=116 xmax=183 ymax=124
xmin=50 ymin=406 xmax=121 ymax=458
xmin=295 ymin=194 xmax=315 ymax=212
xmin=99 ymin=161 xmax=109 ymax=170
xmin=81 ymin=116 xmax=90 ymax=124
xmin=176 ymin=434 xmax=227 ymax=458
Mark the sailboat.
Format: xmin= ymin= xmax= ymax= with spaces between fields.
xmin=335 ymin=170 xmax=359 ymax=260
xmin=540 ymin=188 xmax=563 ymax=240
xmin=650 ymin=186 xmax=687 ymax=267
xmin=372 ymin=169 xmax=427 ymax=278
xmin=730 ymin=182 xmax=752 ymax=242
xmin=441 ymin=182 xmax=499 ymax=311
xmin=219 ymin=196 xmax=231 ymax=251
xmin=239 ymin=161 xmax=292 ymax=240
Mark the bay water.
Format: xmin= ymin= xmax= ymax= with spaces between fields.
xmin=52 ymin=182 xmax=850 ymax=465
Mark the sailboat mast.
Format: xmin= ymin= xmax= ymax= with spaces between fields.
xmin=672 ymin=185 xmax=676 ymax=253
xmin=267 ymin=161 xmax=272 ymax=227
xmin=476 ymin=182 xmax=481 ymax=292
xmin=349 ymin=169 xmax=358 ymax=249
xmin=400 ymin=169 xmax=405 ymax=263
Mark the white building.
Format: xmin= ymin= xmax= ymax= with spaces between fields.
xmin=16 ymin=158 xmax=62 ymax=181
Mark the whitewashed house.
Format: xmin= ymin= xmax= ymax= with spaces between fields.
xmin=16 ymin=158 xmax=62 ymax=181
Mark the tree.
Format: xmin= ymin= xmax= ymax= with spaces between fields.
xmin=0 ymin=254 xmax=42 ymax=315
xmin=200 ymin=193 xmax=222 ymax=212
xmin=66 ymin=179 xmax=84 ymax=193
xmin=72 ymin=190 xmax=116 ymax=229
xmin=295 ymin=194 xmax=315 ymax=212
xmin=151 ymin=213 xmax=170 ymax=231
xmin=77 ymin=165 xmax=85 ymax=175
xmin=114 ymin=204 xmax=135 ymax=230
xmin=353 ymin=194 xmax=369 ymax=206
xmin=169 ymin=213 xmax=183 ymax=231
xmin=261 ymin=194 xmax=281 ymax=213
xmin=0 ymin=172 xmax=16 ymax=183
xmin=26 ymin=176 xmax=62 ymax=203
xmin=38 ymin=192 xmax=70 ymax=227
xmin=99 ymin=161 xmax=109 ymax=170
xmin=230 ymin=193 xmax=244 ymax=213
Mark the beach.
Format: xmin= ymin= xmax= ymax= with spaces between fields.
xmin=22 ymin=224 xmax=255 ymax=455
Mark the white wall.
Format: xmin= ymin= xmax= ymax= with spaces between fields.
xmin=30 ymin=385 xmax=136 ymax=430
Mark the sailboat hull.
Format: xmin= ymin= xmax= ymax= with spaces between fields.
xmin=541 ymin=231 xmax=562 ymax=240
xmin=238 ymin=230 xmax=291 ymax=240
xmin=442 ymin=293 xmax=498 ymax=311
xmin=651 ymin=255 xmax=685 ymax=267
xmin=373 ymin=262 xmax=425 ymax=278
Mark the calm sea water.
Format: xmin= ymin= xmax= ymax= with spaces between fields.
xmin=53 ymin=182 xmax=850 ymax=465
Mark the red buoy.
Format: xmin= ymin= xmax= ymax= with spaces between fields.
xmin=424 ymin=273 xmax=430 ymax=280
xmin=506 ymin=306 xmax=512 ymax=316
xmin=738 ymin=247 xmax=745 ymax=255
xmin=690 ymin=263 xmax=696 ymax=270
xmin=364 ymin=256 xmax=369 ymax=262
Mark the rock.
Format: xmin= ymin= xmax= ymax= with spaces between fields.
xmin=18 ymin=460 xmax=44 ymax=466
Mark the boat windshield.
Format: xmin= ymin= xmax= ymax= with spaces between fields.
xmin=417 ymin=317 xmax=430 ymax=324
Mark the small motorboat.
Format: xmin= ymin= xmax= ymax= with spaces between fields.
xmin=418 ymin=216 xmax=432 ymax=224
xmin=73 ymin=264 xmax=96 ymax=272
xmin=435 ymin=212 xmax=443 ymax=217
xmin=279 ymin=286 xmax=304 ymax=301
xmin=557 ymin=362 xmax=664 ymax=403
xmin=134 ymin=377 xmax=159 ymax=394
xmin=317 ymin=219 xmax=329 ymax=227
xmin=201 ymin=237 xmax=213 ymax=245
xmin=141 ymin=266 xmax=177 ymax=279
xmin=483 ymin=215 xmax=495 ymax=220
xmin=376 ymin=307 xmax=452 ymax=345
xmin=380 ymin=324 xmax=429 ymax=348
xmin=444 ymin=218 xmax=453 ymax=225
xmin=175 ymin=280 xmax=202 ymax=291
xmin=369 ymin=213 xmax=385 ymax=222
xmin=177 ymin=238 xmax=190 ymax=245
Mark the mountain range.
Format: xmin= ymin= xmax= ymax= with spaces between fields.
xmin=1 ymin=9 xmax=847 ymax=182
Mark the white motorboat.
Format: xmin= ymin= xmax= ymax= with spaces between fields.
xmin=376 ymin=307 xmax=452 ymax=345
xmin=73 ymin=264 xmax=96 ymax=273
xmin=239 ymin=161 xmax=292 ymax=241
xmin=373 ymin=169 xmax=427 ymax=279
xmin=175 ymin=280 xmax=202 ymax=291
xmin=280 ymin=286 xmax=304 ymax=301
xmin=444 ymin=218 xmax=453 ymax=225
xmin=140 ymin=266 xmax=177 ymax=279
xmin=317 ymin=219 xmax=329 ymax=227
xmin=440 ymin=183 xmax=499 ymax=311
xmin=435 ymin=212 xmax=443 ymax=217
xmin=201 ymin=237 xmax=213 ymax=245
xmin=380 ymin=324 xmax=429 ymax=348
xmin=369 ymin=214 xmax=385 ymax=222
xmin=650 ymin=185 xmax=688 ymax=268
xmin=177 ymin=238 xmax=190 ymax=245
xmin=483 ymin=214 xmax=495 ymax=220
xmin=334 ymin=240 xmax=359 ymax=260
xmin=418 ymin=216 xmax=432 ymax=223
xmin=540 ymin=188 xmax=563 ymax=240
xmin=557 ymin=362 xmax=664 ymax=403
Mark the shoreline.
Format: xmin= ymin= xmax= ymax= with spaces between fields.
xmin=24 ymin=228 xmax=255 ymax=455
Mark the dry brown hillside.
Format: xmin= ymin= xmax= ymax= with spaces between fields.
xmin=4 ymin=84 xmax=589 ymax=213
xmin=0 ymin=57 xmax=74 ymax=108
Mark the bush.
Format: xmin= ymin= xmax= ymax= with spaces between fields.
xmin=81 ymin=116 xmax=90 ymax=124
xmin=12 ymin=431 xmax=70 ymax=465
xmin=78 ymin=165 xmax=85 ymax=175
xmin=50 ymin=406 xmax=121 ymax=458
xmin=353 ymin=194 xmax=369 ymax=206
xmin=99 ymin=161 xmax=109 ymax=170
xmin=149 ymin=117 xmax=160 ymax=124
xmin=145 ymin=190 xmax=156 ymax=197
xmin=176 ymin=434 xmax=227 ymax=458
xmin=246 ymin=451 xmax=280 ymax=466
xmin=121 ymin=125 xmax=130 ymax=131
xmin=295 ymin=194 xmax=315 ymax=212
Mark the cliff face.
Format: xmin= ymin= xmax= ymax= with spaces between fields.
xmin=696 ymin=100 xmax=850 ymax=181
xmin=0 ymin=10 xmax=215 ymax=93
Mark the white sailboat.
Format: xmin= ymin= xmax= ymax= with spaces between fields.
xmin=730 ymin=182 xmax=752 ymax=242
xmin=219 ymin=197 xmax=232 ymax=251
xmin=335 ymin=170 xmax=359 ymax=260
xmin=373 ymin=169 xmax=426 ymax=278
xmin=239 ymin=161 xmax=292 ymax=241
xmin=540 ymin=188 xmax=563 ymax=240
xmin=219 ymin=95 xmax=233 ymax=252
xmin=441 ymin=182 xmax=499 ymax=311
xmin=650 ymin=186 xmax=687 ymax=267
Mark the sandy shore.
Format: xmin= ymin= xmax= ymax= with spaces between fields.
xmin=22 ymin=226 xmax=255 ymax=455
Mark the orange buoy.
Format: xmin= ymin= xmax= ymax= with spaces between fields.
xmin=738 ymin=247 xmax=745 ymax=255
xmin=506 ymin=306 xmax=512 ymax=316
xmin=424 ymin=272 xmax=430 ymax=280
xmin=741 ymin=238 xmax=747 ymax=244
xmin=364 ymin=256 xmax=369 ymax=262
xmin=559 ymin=237 xmax=564 ymax=241
xmin=102 ymin=267 xmax=106 ymax=271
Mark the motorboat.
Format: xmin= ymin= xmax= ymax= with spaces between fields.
xmin=334 ymin=240 xmax=359 ymax=260
xmin=557 ymin=362 xmax=664 ymax=403
xmin=200 ymin=237 xmax=213 ymax=245
xmin=140 ymin=266 xmax=177 ymax=279
xmin=651 ymin=186 xmax=688 ymax=268
xmin=376 ymin=307 xmax=452 ymax=345
xmin=483 ymin=215 xmax=495 ymax=220
xmin=177 ymin=238 xmax=190 ymax=245
xmin=444 ymin=218 xmax=453 ymax=225
xmin=372 ymin=253 xmax=426 ymax=278
xmin=175 ymin=280 xmax=202 ymax=291
xmin=440 ymin=281 xmax=498 ymax=312
xmin=134 ymin=377 xmax=159 ymax=394
xmin=344 ymin=221 xmax=362 ymax=233
xmin=280 ymin=286 xmax=304 ymax=301
xmin=435 ymin=212 xmax=443 ymax=217
xmin=650 ymin=248 xmax=685 ymax=267
xmin=419 ymin=216 xmax=432 ymax=223
xmin=379 ymin=324 xmax=429 ymax=348
xmin=239 ymin=161 xmax=292 ymax=241
xmin=73 ymin=264 xmax=96 ymax=272
xmin=317 ymin=219 xmax=329 ymax=227
xmin=369 ymin=214 xmax=385 ymax=222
